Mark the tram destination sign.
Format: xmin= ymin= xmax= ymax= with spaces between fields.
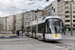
xmin=48 ymin=19 xmax=60 ymax=22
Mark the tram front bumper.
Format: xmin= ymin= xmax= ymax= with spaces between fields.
xmin=45 ymin=39 xmax=62 ymax=41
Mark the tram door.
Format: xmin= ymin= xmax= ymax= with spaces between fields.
xmin=32 ymin=25 xmax=36 ymax=38
xmin=38 ymin=23 xmax=45 ymax=40
xmin=43 ymin=23 xmax=45 ymax=40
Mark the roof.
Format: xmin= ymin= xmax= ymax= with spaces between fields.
xmin=25 ymin=16 xmax=61 ymax=27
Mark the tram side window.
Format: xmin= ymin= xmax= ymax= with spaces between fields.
xmin=38 ymin=23 xmax=44 ymax=33
xmin=27 ymin=26 xmax=31 ymax=33
xmin=32 ymin=25 xmax=36 ymax=33
xmin=29 ymin=26 xmax=31 ymax=32
xmin=27 ymin=27 xmax=29 ymax=32
xmin=46 ymin=22 xmax=51 ymax=33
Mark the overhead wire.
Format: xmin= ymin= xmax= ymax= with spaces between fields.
xmin=9 ymin=0 xmax=37 ymax=11
xmin=0 ymin=0 xmax=48 ymax=13
xmin=9 ymin=0 xmax=47 ymax=10
xmin=37 ymin=1 xmax=47 ymax=9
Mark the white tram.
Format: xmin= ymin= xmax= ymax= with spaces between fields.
xmin=25 ymin=16 xmax=62 ymax=41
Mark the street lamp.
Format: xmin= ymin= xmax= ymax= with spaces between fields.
xmin=60 ymin=17 xmax=65 ymax=35
xmin=70 ymin=1 xmax=73 ymax=35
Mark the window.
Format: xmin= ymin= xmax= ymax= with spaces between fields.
xmin=52 ymin=6 xmax=53 ymax=9
xmin=73 ymin=11 xmax=75 ymax=13
xmin=73 ymin=15 xmax=75 ymax=18
xmin=65 ymin=6 xmax=70 ymax=9
xmin=73 ymin=20 xmax=75 ymax=22
xmin=65 ymin=20 xmax=70 ymax=22
xmin=65 ymin=15 xmax=70 ymax=18
xmin=73 ymin=2 xmax=75 ymax=5
xmin=65 ymin=24 xmax=70 ymax=26
xmin=46 ymin=21 xmax=51 ymax=33
xmin=54 ymin=9 xmax=55 ymax=12
xmin=65 ymin=1 xmax=70 ymax=5
xmin=73 ymin=6 xmax=75 ymax=9
xmin=27 ymin=26 xmax=31 ymax=32
xmin=35 ymin=16 xmax=37 ymax=20
xmin=32 ymin=25 xmax=36 ymax=33
xmin=65 ymin=11 xmax=70 ymax=13
xmin=45 ymin=19 xmax=62 ymax=33
xmin=38 ymin=23 xmax=45 ymax=33
xmin=73 ymin=24 xmax=75 ymax=27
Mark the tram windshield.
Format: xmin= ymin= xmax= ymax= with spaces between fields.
xmin=47 ymin=19 xmax=61 ymax=33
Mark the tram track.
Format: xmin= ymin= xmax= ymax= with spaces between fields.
xmin=47 ymin=41 xmax=75 ymax=50
xmin=54 ymin=42 xmax=75 ymax=50
xmin=0 ymin=38 xmax=44 ymax=45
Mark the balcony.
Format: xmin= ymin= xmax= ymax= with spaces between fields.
xmin=58 ymin=0 xmax=64 ymax=5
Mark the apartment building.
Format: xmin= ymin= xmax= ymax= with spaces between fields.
xmin=31 ymin=10 xmax=44 ymax=20
xmin=21 ymin=13 xmax=24 ymax=31
xmin=16 ymin=14 xmax=22 ymax=31
xmin=7 ymin=17 xmax=9 ymax=31
xmin=24 ymin=11 xmax=32 ymax=29
xmin=8 ymin=15 xmax=16 ymax=32
xmin=35 ymin=10 xmax=44 ymax=19
xmin=2 ymin=17 xmax=8 ymax=31
xmin=44 ymin=4 xmax=51 ymax=16
xmin=0 ymin=17 xmax=3 ymax=30
xmin=44 ymin=0 xmax=58 ymax=16
xmin=57 ymin=0 xmax=75 ymax=31
xmin=24 ymin=10 xmax=44 ymax=30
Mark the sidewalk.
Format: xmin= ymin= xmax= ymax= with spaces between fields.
xmin=62 ymin=35 xmax=75 ymax=40
xmin=0 ymin=34 xmax=17 ymax=38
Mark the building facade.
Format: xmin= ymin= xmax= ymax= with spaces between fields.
xmin=24 ymin=11 xmax=32 ymax=29
xmin=35 ymin=10 xmax=44 ymax=19
xmin=44 ymin=5 xmax=51 ymax=16
xmin=7 ymin=17 xmax=9 ymax=31
xmin=57 ymin=0 xmax=75 ymax=31
xmin=8 ymin=15 xmax=16 ymax=32
xmin=16 ymin=14 xmax=22 ymax=31
xmin=2 ymin=17 xmax=8 ymax=31
xmin=0 ymin=17 xmax=3 ymax=31
xmin=44 ymin=0 xmax=58 ymax=16
xmin=24 ymin=10 xmax=44 ymax=30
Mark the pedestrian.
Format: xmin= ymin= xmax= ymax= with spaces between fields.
xmin=16 ymin=31 xmax=18 ymax=36
xmin=19 ymin=31 xmax=22 ymax=36
xmin=17 ymin=31 xmax=19 ymax=36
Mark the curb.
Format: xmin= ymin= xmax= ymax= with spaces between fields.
xmin=0 ymin=36 xmax=5 ymax=38
xmin=0 ymin=36 xmax=18 ymax=38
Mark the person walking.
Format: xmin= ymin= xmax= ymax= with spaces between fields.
xmin=19 ymin=31 xmax=22 ymax=36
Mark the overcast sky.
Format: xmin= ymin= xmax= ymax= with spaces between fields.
xmin=0 ymin=0 xmax=54 ymax=17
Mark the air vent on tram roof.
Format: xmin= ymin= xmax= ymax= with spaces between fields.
xmin=43 ymin=16 xmax=51 ymax=19
xmin=43 ymin=16 xmax=48 ymax=19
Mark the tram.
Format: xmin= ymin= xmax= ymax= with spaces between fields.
xmin=25 ymin=16 xmax=62 ymax=41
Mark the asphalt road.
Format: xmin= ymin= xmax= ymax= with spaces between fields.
xmin=0 ymin=36 xmax=75 ymax=50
